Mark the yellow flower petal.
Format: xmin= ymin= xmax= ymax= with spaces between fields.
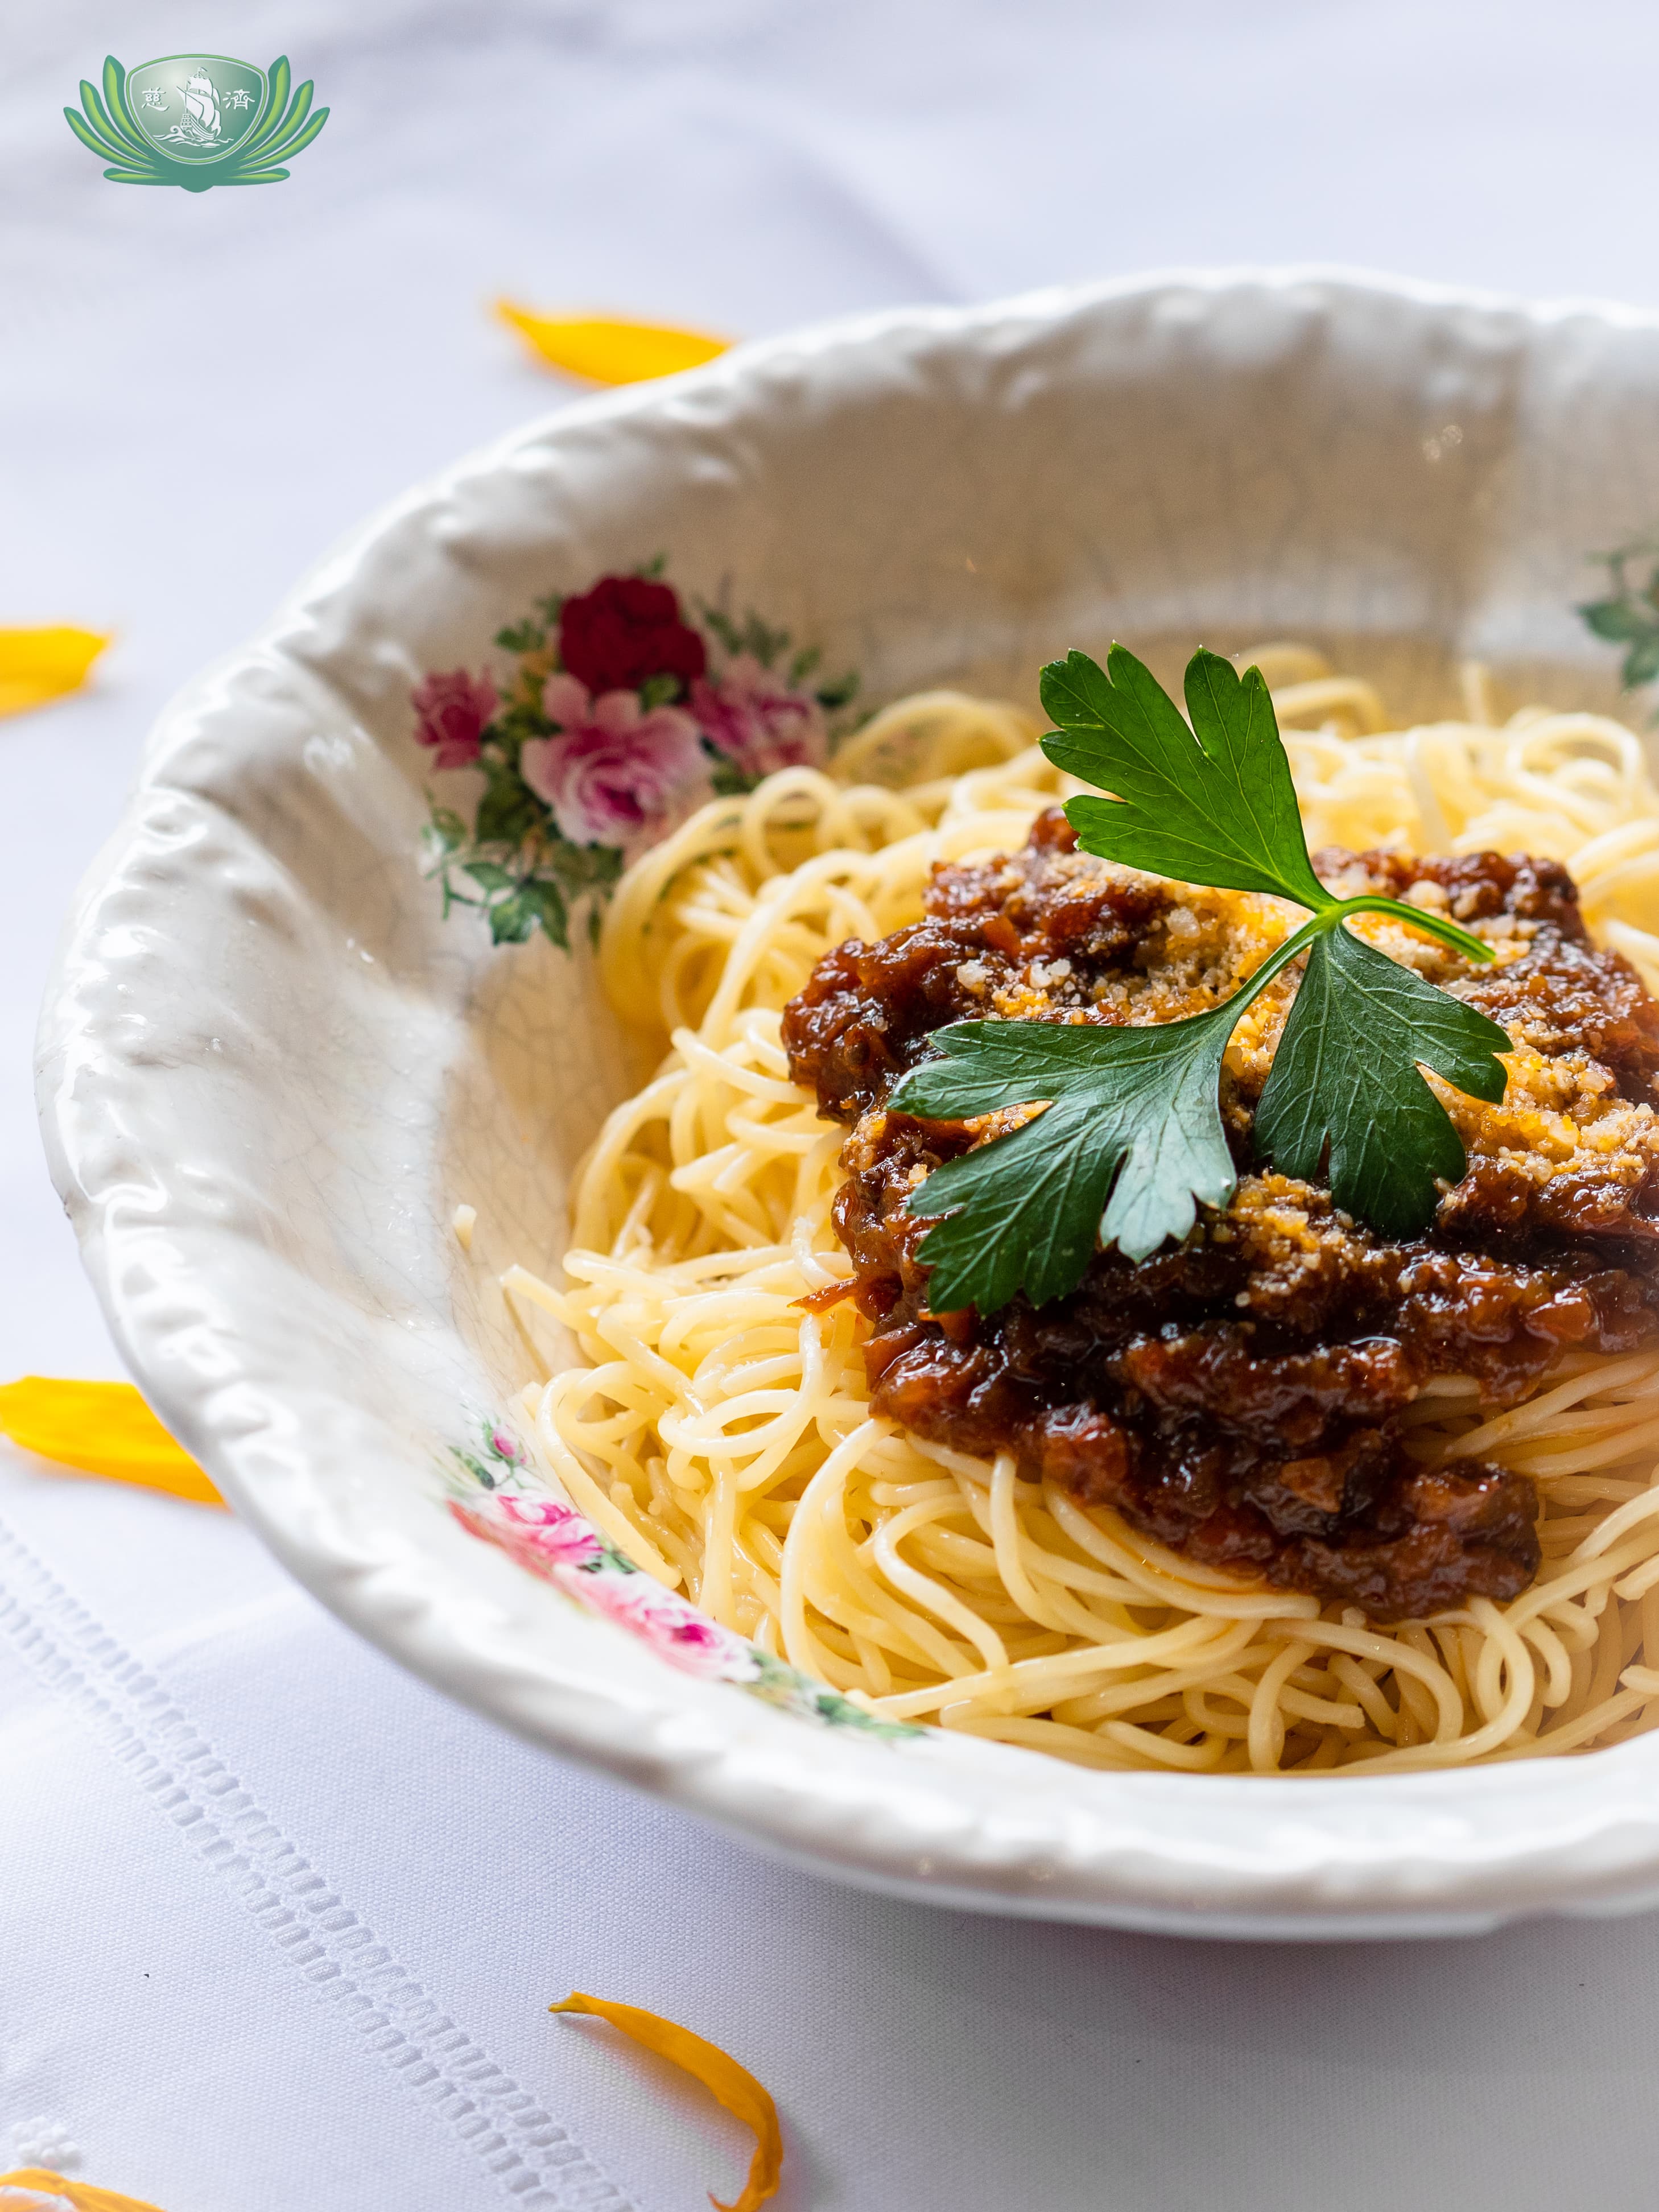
xmin=0 ymin=2169 xmax=172 ymax=2212
xmin=0 ymin=1378 xmax=223 ymax=1507
xmin=0 ymin=626 xmax=111 ymax=717
xmin=551 ymin=1992 xmax=783 ymax=2211
xmin=496 ymin=303 xmax=730 ymax=385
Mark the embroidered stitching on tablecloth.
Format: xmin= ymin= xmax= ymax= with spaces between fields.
xmin=0 ymin=1511 xmax=637 ymax=2212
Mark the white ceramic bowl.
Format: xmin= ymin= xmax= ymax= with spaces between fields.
xmin=41 ymin=270 xmax=1659 ymax=1938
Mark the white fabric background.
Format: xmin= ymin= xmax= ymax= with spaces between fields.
xmin=8 ymin=5 xmax=1659 ymax=2206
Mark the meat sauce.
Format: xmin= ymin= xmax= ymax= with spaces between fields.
xmin=781 ymin=810 xmax=1659 ymax=1618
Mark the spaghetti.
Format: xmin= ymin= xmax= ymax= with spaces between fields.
xmin=508 ymin=650 xmax=1659 ymax=1773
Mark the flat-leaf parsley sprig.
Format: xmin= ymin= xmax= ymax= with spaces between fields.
xmin=889 ymin=645 xmax=1512 ymax=1315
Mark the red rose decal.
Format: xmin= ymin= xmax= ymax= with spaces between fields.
xmin=558 ymin=575 xmax=707 ymax=695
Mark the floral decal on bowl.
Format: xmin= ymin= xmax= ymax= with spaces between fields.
xmin=444 ymin=1420 xmax=917 ymax=1738
xmin=417 ymin=563 xmax=857 ymax=948
xmin=1580 ymin=534 xmax=1659 ymax=714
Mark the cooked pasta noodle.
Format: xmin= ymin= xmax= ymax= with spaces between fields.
xmin=512 ymin=648 xmax=1659 ymax=1773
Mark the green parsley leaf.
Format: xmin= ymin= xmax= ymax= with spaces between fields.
xmin=892 ymin=1011 xmax=1238 ymax=1311
xmin=1254 ymin=922 xmax=1508 ymax=1237
xmin=1041 ymin=643 xmax=1334 ymax=909
xmin=889 ymin=1013 xmax=1239 ymax=1309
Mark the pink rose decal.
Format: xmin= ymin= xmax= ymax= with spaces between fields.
xmin=521 ymin=673 xmax=703 ymax=848
xmin=588 ymin=1574 xmax=759 ymax=1681
xmin=690 ymin=653 xmax=827 ymax=781
xmin=412 ymin=667 xmax=498 ymax=770
xmin=450 ymin=1492 xmax=604 ymax=1575
xmin=451 ymin=1489 xmax=760 ymax=1683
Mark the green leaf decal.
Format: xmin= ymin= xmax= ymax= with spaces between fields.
xmin=1580 ymin=599 xmax=1652 ymax=643
xmin=1577 ymin=540 xmax=1659 ymax=704
xmin=488 ymin=894 xmax=534 ymax=944
xmin=474 ymin=773 xmax=542 ymax=848
xmin=518 ymin=878 xmax=570 ymax=948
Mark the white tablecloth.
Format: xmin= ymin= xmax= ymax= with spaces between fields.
xmin=9 ymin=6 xmax=1659 ymax=2205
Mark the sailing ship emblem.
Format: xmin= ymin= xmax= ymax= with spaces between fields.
xmin=65 ymin=52 xmax=328 ymax=191
xmin=161 ymin=69 xmax=224 ymax=149
xmin=124 ymin=55 xmax=262 ymax=162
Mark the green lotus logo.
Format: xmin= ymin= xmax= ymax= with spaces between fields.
xmin=65 ymin=54 xmax=328 ymax=191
